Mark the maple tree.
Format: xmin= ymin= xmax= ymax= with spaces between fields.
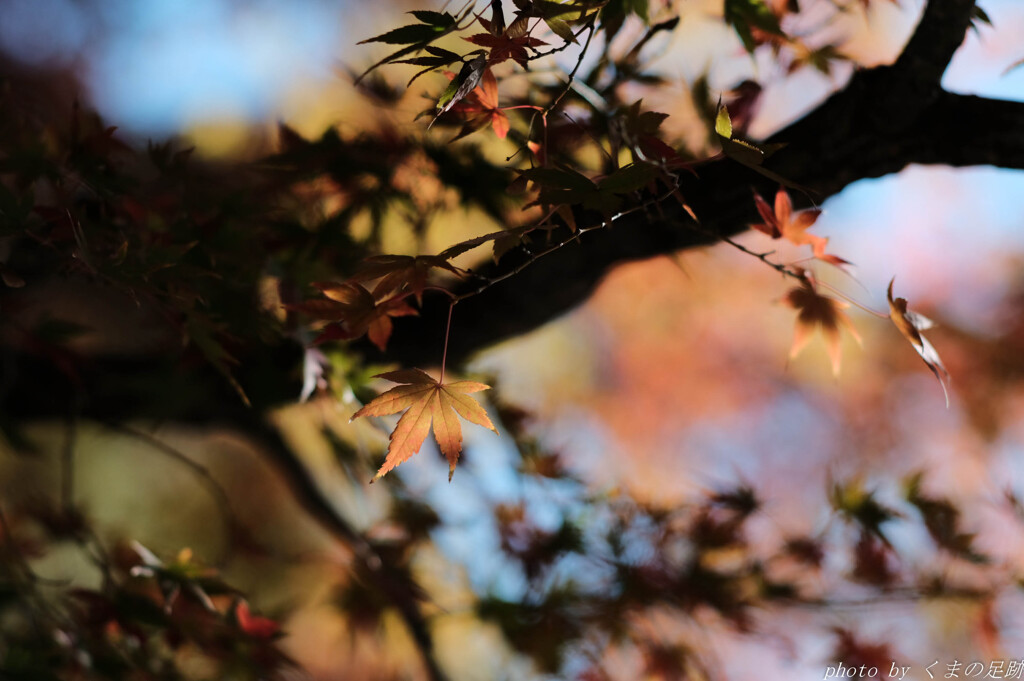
xmin=4 ymin=0 xmax=1024 ymax=679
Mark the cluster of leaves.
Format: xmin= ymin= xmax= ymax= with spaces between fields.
xmin=0 ymin=506 xmax=288 ymax=681
xmin=378 ymin=403 xmax=1012 ymax=678
xmin=315 ymin=0 xmax=961 ymax=485
xmin=316 ymin=387 xmax=1020 ymax=679
xmin=740 ymin=186 xmax=949 ymax=397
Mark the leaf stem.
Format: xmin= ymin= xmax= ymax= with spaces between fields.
xmin=441 ymin=301 xmax=455 ymax=384
xmin=815 ymin=279 xmax=890 ymax=319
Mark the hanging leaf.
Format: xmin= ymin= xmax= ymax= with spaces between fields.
xmin=355 ymin=9 xmax=462 ymax=83
xmin=887 ymin=279 xmax=951 ymax=407
xmin=715 ymin=103 xmax=733 ymax=138
xmin=781 ymin=273 xmax=861 ymax=376
xmin=186 ymin=315 xmax=250 ymax=407
xmin=395 ymin=46 xmax=465 ymax=85
xmin=348 ymin=254 xmax=466 ymax=304
xmin=830 ymin=479 xmax=901 ymax=544
xmin=352 ymin=369 xmax=498 ymax=481
xmin=904 ymin=472 xmax=986 ymax=562
xmin=545 ymin=17 xmax=579 ymax=44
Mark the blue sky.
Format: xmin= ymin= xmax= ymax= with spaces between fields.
xmin=0 ymin=0 xmax=347 ymax=134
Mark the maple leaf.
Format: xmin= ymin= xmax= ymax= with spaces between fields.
xmin=620 ymin=100 xmax=692 ymax=170
xmin=435 ymin=54 xmax=488 ymax=117
xmin=448 ymin=69 xmax=511 ymax=140
xmin=715 ymin=104 xmax=790 ymax=185
xmin=354 ymin=8 xmax=462 ymax=84
xmin=781 ymin=273 xmax=861 ymax=376
xmin=289 ymin=282 xmax=417 ymax=351
xmin=352 ymin=369 xmax=498 ymax=481
xmin=348 ymin=254 xmax=466 ymax=304
xmin=887 ymin=279 xmax=951 ymax=407
xmin=466 ymin=16 xmax=547 ymax=69
xmin=752 ymin=187 xmax=848 ymax=266
xmin=904 ymin=472 xmax=984 ymax=561
xmin=725 ymin=0 xmax=785 ymax=54
xmin=235 ymin=601 xmax=281 ymax=639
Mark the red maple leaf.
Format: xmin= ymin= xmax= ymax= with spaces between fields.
xmin=448 ymin=69 xmax=511 ymax=140
xmin=235 ymin=601 xmax=280 ymax=639
xmin=465 ymin=16 xmax=546 ymax=69
xmin=289 ymin=281 xmax=417 ymax=351
xmin=752 ymin=187 xmax=848 ymax=266
xmin=348 ymin=254 xmax=466 ymax=304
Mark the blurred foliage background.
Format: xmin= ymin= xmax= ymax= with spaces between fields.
xmin=3 ymin=1 xmax=1024 ymax=680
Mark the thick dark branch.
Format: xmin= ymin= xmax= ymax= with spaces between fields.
xmin=894 ymin=0 xmax=977 ymax=86
xmin=5 ymin=91 xmax=1022 ymax=400
xmin=378 ymin=88 xmax=1024 ymax=367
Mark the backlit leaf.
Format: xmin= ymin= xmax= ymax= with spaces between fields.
xmin=352 ymin=369 xmax=498 ymax=481
xmin=751 ymin=187 xmax=848 ymax=266
xmin=887 ymin=279 xmax=951 ymax=407
xmin=291 ymin=282 xmax=417 ymax=351
xmin=781 ymin=273 xmax=860 ymax=376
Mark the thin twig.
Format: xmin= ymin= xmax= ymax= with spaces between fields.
xmin=527 ymin=20 xmax=595 ymax=61
xmin=440 ymin=303 xmax=455 ymax=383
xmin=815 ymin=278 xmax=890 ymax=319
xmin=720 ymin=235 xmax=802 ymax=280
xmin=452 ymin=184 xmax=684 ymax=304
xmin=546 ymin=19 xmax=598 ymax=114
xmin=522 ymin=17 xmax=600 ymax=169
xmin=99 ymin=421 xmax=239 ymax=565
xmin=61 ymin=411 xmax=76 ymax=513
xmin=795 ymin=585 xmax=995 ymax=610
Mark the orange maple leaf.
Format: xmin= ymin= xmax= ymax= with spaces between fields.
xmin=352 ymin=369 xmax=497 ymax=481
xmin=782 ymin=273 xmax=861 ymax=376
xmin=752 ymin=187 xmax=848 ymax=266
xmin=887 ymin=279 xmax=951 ymax=407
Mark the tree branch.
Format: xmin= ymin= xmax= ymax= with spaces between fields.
xmin=377 ymin=88 xmax=1024 ymax=367
xmin=5 ymin=88 xmax=1024 ymax=409
xmin=893 ymin=0 xmax=977 ymax=86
